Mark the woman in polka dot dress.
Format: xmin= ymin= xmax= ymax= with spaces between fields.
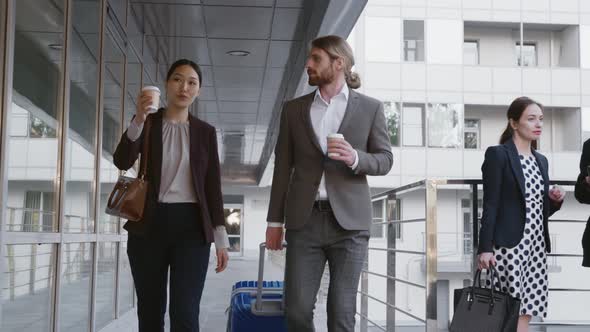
xmin=476 ymin=97 xmax=565 ymax=332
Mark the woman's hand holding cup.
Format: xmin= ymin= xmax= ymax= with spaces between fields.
xmin=134 ymin=86 xmax=160 ymax=125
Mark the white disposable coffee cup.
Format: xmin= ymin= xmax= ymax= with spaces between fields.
xmin=327 ymin=133 xmax=344 ymax=157
xmin=142 ymin=86 xmax=161 ymax=114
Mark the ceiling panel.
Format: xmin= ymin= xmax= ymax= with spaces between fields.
xmin=261 ymin=88 xmax=279 ymax=102
xmin=198 ymin=86 xmax=217 ymax=101
xmin=72 ymin=1 xmax=100 ymax=34
xmin=213 ymin=67 xmax=265 ymax=88
xmin=146 ymin=36 xmax=211 ymax=65
xmin=219 ymin=112 xmax=257 ymax=124
xmin=131 ymin=0 xmax=201 ymax=3
xmin=277 ymin=0 xmax=305 ymax=7
xmin=217 ymin=87 xmax=262 ymax=102
xmin=271 ymin=8 xmax=303 ymax=40
xmin=209 ymin=39 xmax=268 ymax=67
xmin=203 ymin=6 xmax=273 ymax=39
xmin=202 ymin=0 xmax=273 ymax=6
xmin=269 ymin=41 xmax=298 ymax=67
xmin=143 ymin=4 xmax=206 ymax=37
xmin=198 ymin=101 xmax=218 ymax=113
xmin=263 ymin=68 xmax=285 ymax=88
xmin=219 ymin=101 xmax=259 ymax=114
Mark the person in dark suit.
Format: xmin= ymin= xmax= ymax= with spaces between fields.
xmin=477 ymin=97 xmax=565 ymax=332
xmin=575 ymin=138 xmax=590 ymax=267
xmin=113 ymin=59 xmax=229 ymax=332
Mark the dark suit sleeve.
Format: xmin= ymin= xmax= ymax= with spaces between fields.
xmin=113 ymin=119 xmax=143 ymax=171
xmin=266 ymin=103 xmax=293 ymax=224
xmin=205 ymin=127 xmax=225 ymax=228
xmin=355 ymin=102 xmax=394 ymax=176
xmin=478 ymin=146 xmax=505 ymax=254
xmin=575 ymin=139 xmax=590 ymax=204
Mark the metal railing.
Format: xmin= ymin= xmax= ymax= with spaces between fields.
xmin=359 ymin=179 xmax=589 ymax=331
xmin=5 ymin=207 xmax=57 ymax=232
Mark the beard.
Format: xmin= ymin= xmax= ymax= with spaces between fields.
xmin=307 ymin=67 xmax=335 ymax=86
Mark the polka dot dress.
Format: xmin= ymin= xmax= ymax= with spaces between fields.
xmin=486 ymin=154 xmax=548 ymax=318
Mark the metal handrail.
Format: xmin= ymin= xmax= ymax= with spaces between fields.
xmin=361 ymin=269 xmax=426 ymax=289
xmin=370 ymin=218 xmax=425 ymax=226
xmin=359 ymin=178 xmax=587 ymax=331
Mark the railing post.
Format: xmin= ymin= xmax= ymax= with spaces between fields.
xmin=386 ymin=195 xmax=397 ymax=331
xmin=360 ymin=249 xmax=368 ymax=332
xmin=425 ymin=180 xmax=438 ymax=332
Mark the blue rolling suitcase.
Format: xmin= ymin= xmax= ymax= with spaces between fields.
xmin=227 ymin=243 xmax=287 ymax=332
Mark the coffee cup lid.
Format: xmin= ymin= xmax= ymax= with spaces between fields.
xmin=328 ymin=133 xmax=344 ymax=138
xmin=142 ymin=86 xmax=160 ymax=93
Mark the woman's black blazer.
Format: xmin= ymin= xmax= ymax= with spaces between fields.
xmin=112 ymin=110 xmax=225 ymax=243
xmin=478 ymin=139 xmax=562 ymax=254
xmin=574 ymin=138 xmax=590 ymax=267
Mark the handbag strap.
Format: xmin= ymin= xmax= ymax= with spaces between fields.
xmin=138 ymin=117 xmax=152 ymax=180
xmin=471 ymin=266 xmax=499 ymax=301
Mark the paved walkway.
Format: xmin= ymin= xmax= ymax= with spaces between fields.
xmin=101 ymin=250 xmax=330 ymax=332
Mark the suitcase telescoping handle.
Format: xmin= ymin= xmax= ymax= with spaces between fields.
xmin=255 ymin=242 xmax=286 ymax=312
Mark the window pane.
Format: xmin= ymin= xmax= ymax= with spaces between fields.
xmin=402 ymin=103 xmax=424 ymax=146
xmin=95 ymin=242 xmax=117 ymax=329
xmin=64 ymin=0 xmax=100 ymax=233
xmin=1 ymin=244 xmax=56 ymax=331
xmin=404 ymin=20 xmax=424 ymax=62
xmin=128 ymin=4 xmax=143 ymax=55
xmin=366 ymin=17 xmax=401 ymax=62
xmin=464 ymin=132 xmax=478 ymax=149
xmin=384 ymin=101 xmax=400 ymax=146
xmin=119 ymin=241 xmax=134 ymax=315
xmin=428 ymin=103 xmax=463 ymax=148
xmin=516 ymin=42 xmax=537 ymax=66
xmin=371 ymin=199 xmax=384 ymax=238
xmin=464 ymin=119 xmax=480 ymax=149
xmin=99 ymin=29 xmax=124 ymax=234
xmin=464 ymin=40 xmax=479 ymax=65
xmin=5 ymin=0 xmax=65 ymax=233
xmin=60 ymin=243 xmax=93 ymax=331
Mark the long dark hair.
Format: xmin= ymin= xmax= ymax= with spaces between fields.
xmin=499 ymin=96 xmax=542 ymax=149
xmin=166 ymin=59 xmax=203 ymax=86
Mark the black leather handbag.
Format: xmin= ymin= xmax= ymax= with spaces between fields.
xmin=450 ymin=267 xmax=520 ymax=332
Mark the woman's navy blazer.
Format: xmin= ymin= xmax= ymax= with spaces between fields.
xmin=478 ymin=139 xmax=562 ymax=254
xmin=574 ymin=139 xmax=590 ymax=267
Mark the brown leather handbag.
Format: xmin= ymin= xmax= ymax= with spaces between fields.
xmin=105 ymin=118 xmax=151 ymax=221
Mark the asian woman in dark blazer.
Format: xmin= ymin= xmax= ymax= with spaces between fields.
xmin=575 ymin=138 xmax=590 ymax=267
xmin=477 ymin=97 xmax=565 ymax=332
xmin=113 ymin=59 xmax=229 ymax=332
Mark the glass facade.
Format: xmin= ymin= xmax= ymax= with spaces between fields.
xmin=6 ymin=0 xmax=65 ymax=234
xmin=1 ymin=244 xmax=57 ymax=331
xmin=0 ymin=0 xmax=139 ymax=330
